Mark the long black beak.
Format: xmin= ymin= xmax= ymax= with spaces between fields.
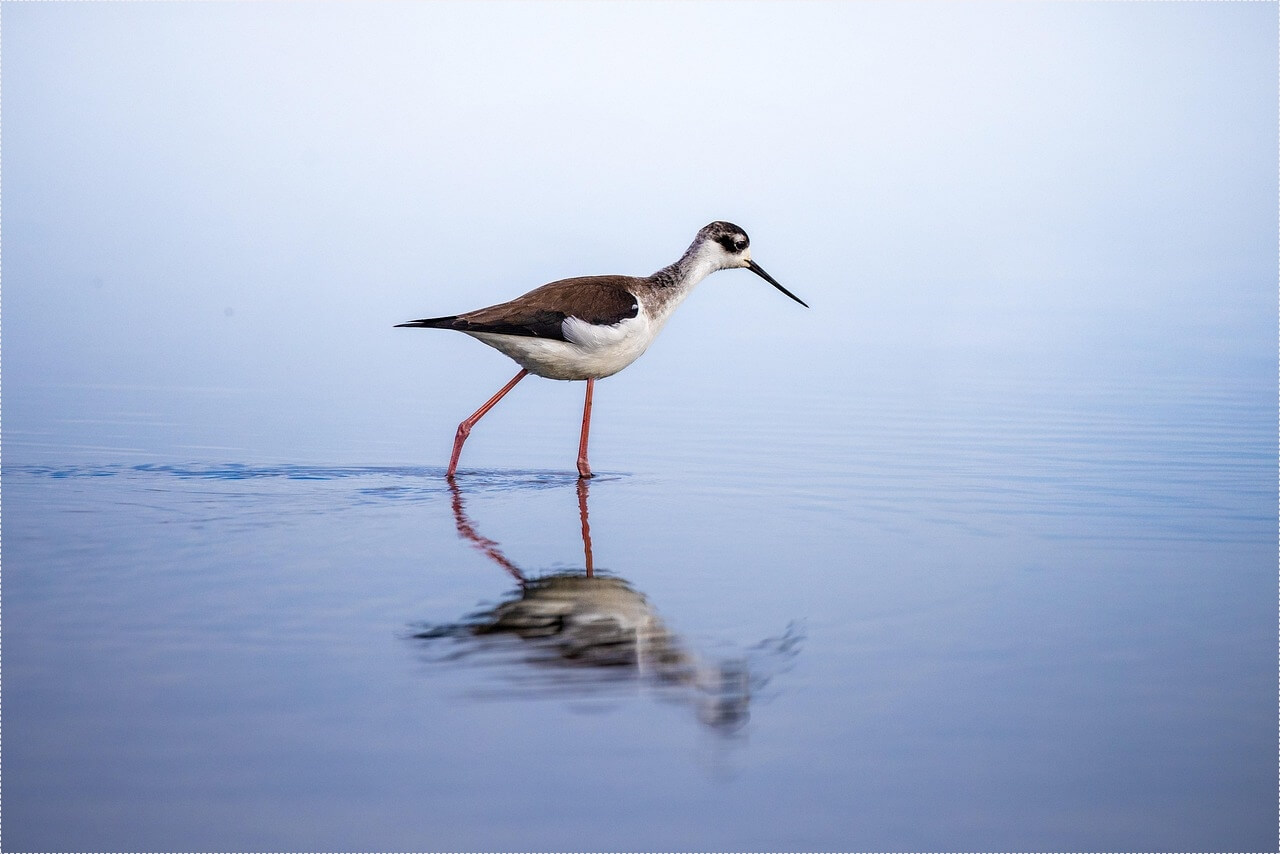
xmin=747 ymin=260 xmax=808 ymax=308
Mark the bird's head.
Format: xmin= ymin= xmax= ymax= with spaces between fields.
xmin=691 ymin=221 xmax=808 ymax=308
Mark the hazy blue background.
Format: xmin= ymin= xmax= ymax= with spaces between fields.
xmin=3 ymin=2 xmax=1276 ymax=851
xmin=5 ymin=1 xmax=1274 ymax=465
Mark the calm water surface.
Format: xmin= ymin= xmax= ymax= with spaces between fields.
xmin=3 ymin=370 xmax=1275 ymax=850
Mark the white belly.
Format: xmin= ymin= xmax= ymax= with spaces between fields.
xmin=469 ymin=313 xmax=659 ymax=381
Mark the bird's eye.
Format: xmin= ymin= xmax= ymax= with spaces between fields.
xmin=733 ymin=237 xmax=748 ymax=252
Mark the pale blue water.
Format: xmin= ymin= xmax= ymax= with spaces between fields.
xmin=4 ymin=369 xmax=1274 ymax=850
xmin=4 ymin=2 xmax=1276 ymax=849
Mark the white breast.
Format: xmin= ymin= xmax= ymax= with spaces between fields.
xmin=465 ymin=286 xmax=699 ymax=382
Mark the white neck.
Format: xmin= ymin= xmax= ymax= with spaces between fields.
xmin=649 ymin=240 xmax=729 ymax=292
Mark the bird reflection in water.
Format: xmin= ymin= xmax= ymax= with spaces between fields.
xmin=413 ymin=479 xmax=800 ymax=732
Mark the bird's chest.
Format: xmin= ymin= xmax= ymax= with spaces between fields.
xmin=559 ymin=313 xmax=659 ymax=375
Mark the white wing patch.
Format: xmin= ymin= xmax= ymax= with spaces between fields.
xmin=562 ymin=312 xmax=640 ymax=349
xmin=470 ymin=307 xmax=660 ymax=381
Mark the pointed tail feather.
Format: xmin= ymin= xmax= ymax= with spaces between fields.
xmin=395 ymin=315 xmax=458 ymax=329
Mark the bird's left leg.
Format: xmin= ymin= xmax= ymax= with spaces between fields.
xmin=447 ymin=368 xmax=528 ymax=479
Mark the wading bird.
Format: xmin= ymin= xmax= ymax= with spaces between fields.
xmin=397 ymin=221 xmax=806 ymax=478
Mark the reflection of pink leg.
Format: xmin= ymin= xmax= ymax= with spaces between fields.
xmin=577 ymin=477 xmax=594 ymax=577
xmin=449 ymin=479 xmax=524 ymax=586
xmin=447 ymin=369 xmax=529 ymax=479
xmin=577 ymin=378 xmax=595 ymax=479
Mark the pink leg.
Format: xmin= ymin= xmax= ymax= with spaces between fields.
xmin=577 ymin=378 xmax=595 ymax=479
xmin=447 ymin=368 xmax=529 ymax=479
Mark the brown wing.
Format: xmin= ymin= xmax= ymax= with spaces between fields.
xmin=398 ymin=276 xmax=642 ymax=341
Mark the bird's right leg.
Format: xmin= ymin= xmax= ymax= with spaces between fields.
xmin=576 ymin=378 xmax=595 ymax=479
xmin=447 ymin=368 xmax=529 ymax=479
